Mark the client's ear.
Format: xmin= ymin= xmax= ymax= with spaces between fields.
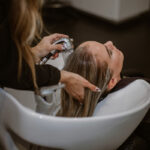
xmin=107 ymin=78 xmax=118 ymax=91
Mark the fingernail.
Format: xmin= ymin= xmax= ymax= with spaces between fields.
xmin=95 ymin=87 xmax=101 ymax=92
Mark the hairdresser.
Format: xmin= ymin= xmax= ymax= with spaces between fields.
xmin=0 ymin=0 xmax=100 ymax=101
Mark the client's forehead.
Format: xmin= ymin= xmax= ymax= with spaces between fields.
xmin=79 ymin=41 xmax=110 ymax=62
xmin=80 ymin=41 xmax=103 ymax=48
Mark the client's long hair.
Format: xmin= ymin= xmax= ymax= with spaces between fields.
xmin=57 ymin=45 xmax=112 ymax=117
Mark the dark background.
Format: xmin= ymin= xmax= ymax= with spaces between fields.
xmin=42 ymin=3 xmax=150 ymax=78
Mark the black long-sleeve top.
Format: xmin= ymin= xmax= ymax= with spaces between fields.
xmin=0 ymin=0 xmax=61 ymax=90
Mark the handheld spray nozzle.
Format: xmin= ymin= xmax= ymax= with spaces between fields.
xmin=40 ymin=37 xmax=74 ymax=65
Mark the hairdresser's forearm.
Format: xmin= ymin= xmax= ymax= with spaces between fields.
xmin=35 ymin=64 xmax=61 ymax=88
xmin=0 ymin=61 xmax=61 ymax=91
xmin=17 ymin=63 xmax=61 ymax=90
xmin=60 ymin=70 xmax=70 ymax=83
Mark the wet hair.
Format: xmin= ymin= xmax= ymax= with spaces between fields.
xmin=9 ymin=0 xmax=44 ymax=90
xmin=57 ymin=44 xmax=113 ymax=117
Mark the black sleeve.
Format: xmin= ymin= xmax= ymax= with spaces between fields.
xmin=0 ymin=20 xmax=61 ymax=91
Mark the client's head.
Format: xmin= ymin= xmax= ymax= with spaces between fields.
xmin=58 ymin=41 xmax=124 ymax=117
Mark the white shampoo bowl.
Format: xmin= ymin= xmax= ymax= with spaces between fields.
xmin=0 ymin=79 xmax=150 ymax=150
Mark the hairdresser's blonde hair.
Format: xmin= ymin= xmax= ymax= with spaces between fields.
xmin=9 ymin=0 xmax=44 ymax=89
xmin=57 ymin=45 xmax=112 ymax=117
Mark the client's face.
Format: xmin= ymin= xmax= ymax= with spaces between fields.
xmin=79 ymin=41 xmax=124 ymax=79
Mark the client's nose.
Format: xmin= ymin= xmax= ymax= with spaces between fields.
xmin=105 ymin=41 xmax=113 ymax=46
xmin=104 ymin=41 xmax=114 ymax=50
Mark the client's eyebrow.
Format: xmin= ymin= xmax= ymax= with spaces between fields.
xmin=104 ymin=45 xmax=112 ymax=58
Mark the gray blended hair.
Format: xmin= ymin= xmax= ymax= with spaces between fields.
xmin=57 ymin=44 xmax=112 ymax=117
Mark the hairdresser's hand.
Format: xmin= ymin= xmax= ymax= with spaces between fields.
xmin=60 ymin=70 xmax=100 ymax=102
xmin=31 ymin=33 xmax=69 ymax=63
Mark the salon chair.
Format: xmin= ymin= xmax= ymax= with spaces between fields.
xmin=0 ymin=79 xmax=150 ymax=150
